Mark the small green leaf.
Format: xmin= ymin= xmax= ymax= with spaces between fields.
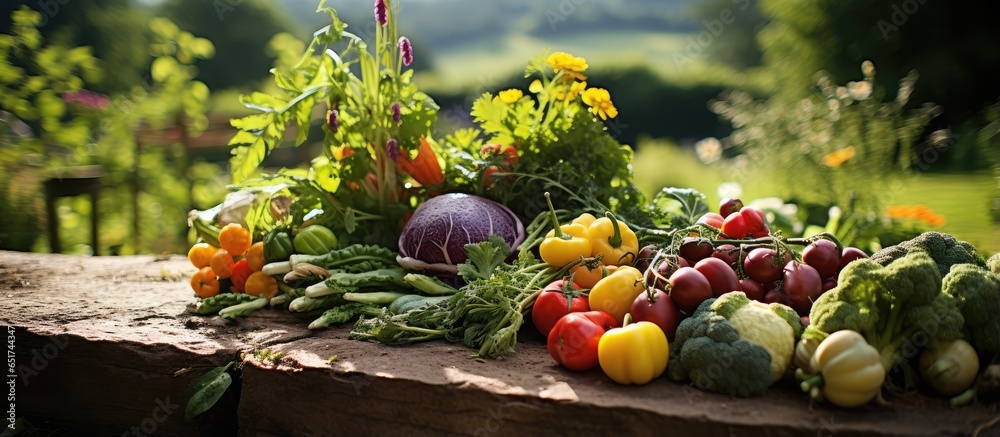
xmin=457 ymin=234 xmax=511 ymax=282
xmin=184 ymin=363 xmax=234 ymax=422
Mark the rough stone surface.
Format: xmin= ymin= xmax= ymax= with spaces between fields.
xmin=1 ymin=250 xmax=998 ymax=436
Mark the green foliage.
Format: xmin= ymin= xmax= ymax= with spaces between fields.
xmin=228 ymin=1 xmax=439 ymax=248
xmin=0 ymin=8 xmax=223 ymax=254
xmin=709 ymin=62 xmax=939 ymax=247
xmin=157 ymin=0 xmax=295 ymax=91
xmin=457 ymin=52 xmax=645 ymax=219
xmin=0 ymin=7 xmax=101 ymax=158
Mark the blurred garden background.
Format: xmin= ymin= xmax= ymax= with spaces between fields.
xmin=1 ymin=0 xmax=998 ymax=255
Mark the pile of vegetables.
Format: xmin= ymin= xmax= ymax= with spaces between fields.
xmin=795 ymin=232 xmax=1000 ymax=407
xmin=179 ymin=0 xmax=1000 ymax=418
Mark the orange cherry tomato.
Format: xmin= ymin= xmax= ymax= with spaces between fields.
xmin=187 ymin=243 xmax=219 ymax=268
xmin=571 ymin=261 xmax=609 ymax=289
xmin=246 ymin=242 xmax=266 ymax=272
xmin=218 ymin=223 xmax=252 ymax=256
xmin=211 ymin=249 xmax=235 ymax=279
xmin=190 ymin=267 xmax=220 ymax=298
xmin=245 ymin=272 xmax=279 ymax=300
xmin=230 ymin=258 xmax=252 ymax=293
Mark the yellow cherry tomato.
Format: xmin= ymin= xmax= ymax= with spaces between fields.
xmin=246 ymin=242 xmax=266 ymax=272
xmin=210 ymin=249 xmax=235 ymax=279
xmin=218 ymin=223 xmax=252 ymax=256
xmin=245 ymin=271 xmax=279 ymax=300
xmin=190 ymin=266 xmax=220 ymax=299
xmin=570 ymin=261 xmax=609 ymax=289
xmin=187 ymin=243 xmax=219 ymax=268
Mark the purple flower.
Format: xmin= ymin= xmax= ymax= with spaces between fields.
xmin=399 ymin=37 xmax=413 ymax=66
xmin=327 ymin=109 xmax=339 ymax=133
xmin=391 ymin=103 xmax=401 ymax=125
xmin=386 ymin=139 xmax=400 ymax=160
xmin=374 ymin=0 xmax=387 ymax=26
xmin=61 ymin=89 xmax=110 ymax=111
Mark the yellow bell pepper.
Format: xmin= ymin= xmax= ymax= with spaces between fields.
xmin=588 ymin=213 xmax=639 ymax=266
xmin=588 ymin=266 xmax=644 ymax=323
xmin=598 ymin=318 xmax=669 ymax=385
xmin=572 ymin=213 xmax=597 ymax=228
xmin=539 ymin=193 xmax=593 ymax=267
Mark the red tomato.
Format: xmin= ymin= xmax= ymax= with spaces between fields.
xmin=696 ymin=213 xmax=724 ymax=229
xmin=718 ymin=198 xmax=744 ymax=218
xmin=645 ymin=256 xmax=689 ymax=290
xmin=532 ymin=280 xmax=589 ymax=338
xmin=668 ymin=267 xmax=713 ymax=314
xmin=743 ymin=248 xmax=789 ymax=283
xmin=740 ymin=207 xmax=767 ymax=234
xmin=802 ymin=239 xmax=841 ymax=279
xmin=630 ymin=289 xmax=682 ymax=340
xmin=783 ymin=260 xmax=823 ymax=315
xmin=547 ymin=311 xmax=619 ymax=371
xmin=739 ymin=279 xmax=765 ymax=301
xmin=838 ymin=247 xmax=869 ymax=272
xmin=229 ymin=258 xmax=252 ymax=293
xmin=711 ymin=244 xmax=741 ymax=269
xmin=694 ymin=257 xmax=742 ymax=298
xmin=679 ymin=237 xmax=714 ymax=262
xmin=721 ymin=213 xmax=748 ymax=238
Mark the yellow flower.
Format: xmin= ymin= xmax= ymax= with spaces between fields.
xmin=582 ymin=87 xmax=618 ymax=120
xmin=554 ymin=80 xmax=587 ymax=101
xmin=529 ymin=79 xmax=544 ymax=94
xmin=546 ymin=52 xmax=588 ymax=81
xmin=822 ymin=146 xmax=855 ymax=168
xmin=498 ymin=89 xmax=523 ymax=104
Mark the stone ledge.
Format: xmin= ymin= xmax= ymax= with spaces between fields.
xmin=1 ymin=251 xmax=997 ymax=436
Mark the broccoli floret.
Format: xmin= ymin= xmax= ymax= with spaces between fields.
xmin=805 ymin=252 xmax=964 ymax=374
xmin=668 ymin=292 xmax=800 ymax=397
xmin=988 ymin=252 xmax=1000 ymax=274
xmin=942 ymin=264 xmax=1000 ymax=359
xmin=870 ymin=231 xmax=985 ymax=276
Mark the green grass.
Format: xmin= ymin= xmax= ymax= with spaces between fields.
xmin=633 ymin=139 xmax=1000 ymax=254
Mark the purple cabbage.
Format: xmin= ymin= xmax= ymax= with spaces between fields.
xmin=397 ymin=193 xmax=525 ymax=275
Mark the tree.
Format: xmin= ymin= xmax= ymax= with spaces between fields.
xmin=157 ymin=0 xmax=296 ymax=91
xmin=0 ymin=0 xmax=151 ymax=94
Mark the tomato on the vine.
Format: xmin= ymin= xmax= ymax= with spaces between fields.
xmin=693 ymin=257 xmax=741 ymax=298
xmin=532 ymin=280 xmax=589 ymax=338
xmin=719 ymin=198 xmax=744 ymax=218
xmin=678 ymin=237 xmax=713 ymax=262
xmin=802 ymin=239 xmax=841 ymax=279
xmin=743 ymin=248 xmax=790 ymax=283
xmin=783 ymin=260 xmax=823 ymax=315
xmin=721 ymin=213 xmax=748 ymax=238
xmin=630 ymin=289 xmax=682 ymax=340
xmin=696 ymin=213 xmax=724 ymax=229
xmin=740 ymin=207 xmax=767 ymax=235
xmin=668 ymin=267 xmax=713 ymax=314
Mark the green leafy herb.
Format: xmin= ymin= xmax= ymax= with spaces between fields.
xmin=457 ymin=234 xmax=511 ymax=281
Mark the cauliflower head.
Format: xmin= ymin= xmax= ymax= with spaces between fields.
xmin=668 ymin=292 xmax=801 ymax=397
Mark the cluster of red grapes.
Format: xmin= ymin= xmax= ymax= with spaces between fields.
xmin=638 ymin=198 xmax=869 ymax=332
